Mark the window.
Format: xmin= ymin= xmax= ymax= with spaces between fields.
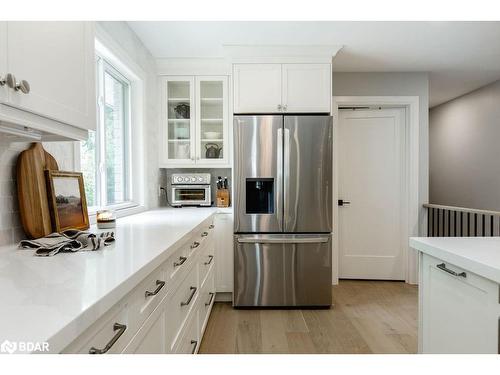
xmin=80 ymin=55 xmax=132 ymax=210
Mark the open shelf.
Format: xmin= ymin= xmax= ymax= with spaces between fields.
xmin=201 ymin=138 xmax=223 ymax=142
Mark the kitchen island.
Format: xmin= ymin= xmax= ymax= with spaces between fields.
xmin=0 ymin=208 xmax=219 ymax=353
xmin=410 ymin=237 xmax=500 ymax=354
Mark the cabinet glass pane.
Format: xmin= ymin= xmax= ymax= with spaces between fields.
xmin=167 ymin=81 xmax=191 ymax=159
xmin=199 ymin=81 xmax=223 ymax=160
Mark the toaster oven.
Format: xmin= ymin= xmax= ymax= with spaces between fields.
xmin=170 ymin=173 xmax=211 ymax=207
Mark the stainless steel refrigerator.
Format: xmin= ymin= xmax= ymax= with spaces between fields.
xmin=233 ymin=115 xmax=333 ymax=307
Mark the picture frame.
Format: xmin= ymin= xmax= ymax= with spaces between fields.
xmin=45 ymin=170 xmax=90 ymax=232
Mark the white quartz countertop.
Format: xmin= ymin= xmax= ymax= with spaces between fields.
xmin=0 ymin=207 xmax=219 ymax=353
xmin=410 ymin=237 xmax=500 ymax=284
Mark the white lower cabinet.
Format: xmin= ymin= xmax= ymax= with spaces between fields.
xmin=420 ymin=253 xmax=500 ymax=354
xmin=62 ymin=215 xmax=217 ymax=354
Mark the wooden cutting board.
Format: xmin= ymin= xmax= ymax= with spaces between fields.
xmin=17 ymin=143 xmax=59 ymax=239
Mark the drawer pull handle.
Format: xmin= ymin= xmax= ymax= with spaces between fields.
xmin=209 ymin=224 xmax=215 ymax=229
xmin=204 ymin=255 xmax=214 ymax=265
xmin=89 ymin=323 xmax=127 ymax=354
xmin=174 ymin=256 xmax=187 ymax=267
xmin=205 ymin=292 xmax=215 ymax=306
xmin=190 ymin=340 xmax=198 ymax=354
xmin=436 ymin=263 xmax=466 ymax=278
xmin=145 ymin=280 xmax=166 ymax=298
xmin=201 ymin=231 xmax=208 ymax=237
xmin=191 ymin=241 xmax=200 ymax=249
xmin=181 ymin=286 xmax=197 ymax=306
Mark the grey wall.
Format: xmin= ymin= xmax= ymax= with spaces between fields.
xmin=430 ymin=80 xmax=500 ymax=211
xmin=333 ymin=72 xmax=430 ymax=233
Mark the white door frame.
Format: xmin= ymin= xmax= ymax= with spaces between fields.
xmin=332 ymin=96 xmax=420 ymax=285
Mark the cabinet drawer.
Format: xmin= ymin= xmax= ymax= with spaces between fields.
xmin=199 ymin=241 xmax=215 ymax=288
xmin=199 ymin=266 xmax=216 ymax=336
xmin=165 ymin=266 xmax=199 ymax=351
xmin=128 ymin=265 xmax=167 ymax=332
xmin=174 ymin=310 xmax=199 ymax=354
xmin=165 ymin=241 xmax=191 ymax=282
xmin=63 ymin=302 xmax=129 ymax=354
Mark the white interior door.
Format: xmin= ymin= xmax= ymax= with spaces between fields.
xmin=338 ymin=108 xmax=405 ymax=280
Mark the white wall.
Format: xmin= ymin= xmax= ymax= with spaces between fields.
xmin=97 ymin=21 xmax=160 ymax=209
xmin=333 ymin=72 xmax=430 ymax=235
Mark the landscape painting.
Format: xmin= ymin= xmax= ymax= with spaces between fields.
xmin=46 ymin=171 xmax=89 ymax=232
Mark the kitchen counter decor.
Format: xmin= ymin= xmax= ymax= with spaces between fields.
xmin=96 ymin=210 xmax=116 ymax=229
xmin=45 ymin=170 xmax=89 ymax=232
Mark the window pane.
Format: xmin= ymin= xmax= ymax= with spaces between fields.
xmin=80 ymin=130 xmax=96 ymax=207
xmin=104 ymin=71 xmax=127 ymax=205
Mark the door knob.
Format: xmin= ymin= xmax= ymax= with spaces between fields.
xmin=0 ymin=75 xmax=5 ymax=86
xmin=277 ymin=104 xmax=282 ymax=111
xmin=6 ymin=73 xmax=30 ymax=94
xmin=283 ymin=104 xmax=288 ymax=111
xmin=338 ymin=199 xmax=351 ymax=206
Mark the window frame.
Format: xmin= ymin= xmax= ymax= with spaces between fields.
xmin=76 ymin=30 xmax=147 ymax=221
xmin=95 ymin=55 xmax=133 ymax=209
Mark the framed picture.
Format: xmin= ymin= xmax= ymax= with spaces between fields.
xmin=45 ymin=171 xmax=89 ymax=232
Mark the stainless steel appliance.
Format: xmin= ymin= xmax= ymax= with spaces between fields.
xmin=233 ymin=115 xmax=333 ymax=307
xmin=171 ymin=173 xmax=211 ymax=207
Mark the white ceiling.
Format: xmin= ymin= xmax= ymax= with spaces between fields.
xmin=128 ymin=21 xmax=500 ymax=107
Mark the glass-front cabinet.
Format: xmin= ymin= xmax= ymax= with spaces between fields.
xmin=161 ymin=75 xmax=229 ymax=167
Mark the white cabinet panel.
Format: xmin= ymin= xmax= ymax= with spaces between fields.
xmin=5 ymin=22 xmax=95 ymax=130
xmin=214 ymin=213 xmax=234 ymax=293
xmin=233 ymin=64 xmax=282 ymax=113
xmin=282 ymin=64 xmax=331 ymax=113
xmin=421 ymin=254 xmax=500 ymax=353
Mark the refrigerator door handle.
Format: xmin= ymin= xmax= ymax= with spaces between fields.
xmin=276 ymin=127 xmax=283 ymax=231
xmin=283 ymin=127 xmax=291 ymax=229
xmin=237 ymin=236 xmax=330 ymax=244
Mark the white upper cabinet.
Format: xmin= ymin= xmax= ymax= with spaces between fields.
xmin=233 ymin=64 xmax=282 ymax=113
xmin=160 ymin=75 xmax=230 ymax=168
xmin=282 ymin=64 xmax=331 ymax=113
xmin=0 ymin=21 xmax=96 ymax=139
xmin=233 ymin=63 xmax=331 ymax=114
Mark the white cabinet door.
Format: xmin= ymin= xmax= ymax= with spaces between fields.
xmin=282 ymin=64 xmax=331 ymax=113
xmin=233 ymin=64 xmax=282 ymax=113
xmin=214 ymin=213 xmax=234 ymax=293
xmin=421 ymin=254 xmax=500 ymax=354
xmin=5 ymin=22 xmax=96 ymax=130
xmin=0 ymin=22 xmax=7 ymax=104
xmin=195 ymin=76 xmax=229 ymax=165
xmin=161 ymin=76 xmax=196 ymax=166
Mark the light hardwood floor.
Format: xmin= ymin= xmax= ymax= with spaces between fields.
xmin=199 ymin=280 xmax=418 ymax=354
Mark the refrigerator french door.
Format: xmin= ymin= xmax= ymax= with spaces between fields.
xmin=233 ymin=115 xmax=333 ymax=307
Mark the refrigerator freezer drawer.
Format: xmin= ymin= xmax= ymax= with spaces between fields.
xmin=233 ymin=234 xmax=332 ymax=307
